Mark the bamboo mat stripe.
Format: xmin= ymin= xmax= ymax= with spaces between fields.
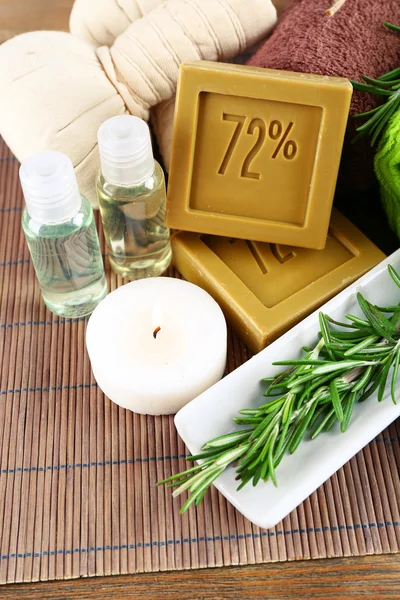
xmin=0 ymin=435 xmax=397 ymax=476
xmin=1 ymin=138 xmax=400 ymax=584
xmin=1 ymin=520 xmax=400 ymax=561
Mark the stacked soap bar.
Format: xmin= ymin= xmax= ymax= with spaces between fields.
xmin=167 ymin=62 xmax=353 ymax=249
xmin=171 ymin=211 xmax=385 ymax=353
xmin=166 ymin=62 xmax=385 ymax=352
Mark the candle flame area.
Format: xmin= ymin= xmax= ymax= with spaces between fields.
xmin=152 ymin=303 xmax=163 ymax=326
xmin=153 ymin=326 xmax=161 ymax=339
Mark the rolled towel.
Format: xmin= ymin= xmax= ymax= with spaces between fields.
xmin=0 ymin=0 xmax=276 ymax=205
xmin=69 ymin=0 xmax=286 ymax=47
xmin=0 ymin=32 xmax=121 ymax=207
xmin=70 ymin=0 xmax=162 ymax=46
xmin=69 ymin=0 xmax=280 ymax=170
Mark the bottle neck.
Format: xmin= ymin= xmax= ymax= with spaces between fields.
xmin=97 ymin=115 xmax=156 ymax=188
xmin=100 ymin=158 xmax=155 ymax=188
xmin=19 ymin=151 xmax=83 ymax=225
xmin=25 ymin=190 xmax=82 ymax=224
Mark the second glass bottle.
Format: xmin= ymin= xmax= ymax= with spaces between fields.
xmin=96 ymin=115 xmax=172 ymax=280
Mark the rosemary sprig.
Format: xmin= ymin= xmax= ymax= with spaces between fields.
xmin=350 ymin=22 xmax=400 ymax=145
xmin=158 ymin=265 xmax=400 ymax=512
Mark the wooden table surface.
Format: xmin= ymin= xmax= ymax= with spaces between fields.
xmin=1 ymin=1 xmax=400 ymax=597
xmin=0 ymin=554 xmax=399 ymax=599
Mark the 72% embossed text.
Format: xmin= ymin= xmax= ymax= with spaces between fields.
xmin=218 ymin=113 xmax=298 ymax=180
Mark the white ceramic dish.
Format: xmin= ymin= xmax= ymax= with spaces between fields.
xmin=175 ymin=250 xmax=400 ymax=529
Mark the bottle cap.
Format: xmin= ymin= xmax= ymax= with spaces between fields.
xmin=19 ymin=151 xmax=82 ymax=224
xmin=97 ymin=115 xmax=155 ymax=186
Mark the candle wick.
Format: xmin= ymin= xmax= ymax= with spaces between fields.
xmin=153 ymin=326 xmax=161 ymax=339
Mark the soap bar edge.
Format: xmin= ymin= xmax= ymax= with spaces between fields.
xmin=180 ymin=61 xmax=353 ymax=89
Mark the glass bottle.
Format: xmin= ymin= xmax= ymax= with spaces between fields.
xmin=96 ymin=115 xmax=172 ymax=280
xmin=20 ymin=151 xmax=107 ymax=318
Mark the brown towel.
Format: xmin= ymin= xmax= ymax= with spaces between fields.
xmin=248 ymin=0 xmax=400 ymax=191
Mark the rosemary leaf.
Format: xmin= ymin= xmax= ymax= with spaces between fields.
xmin=389 ymin=264 xmax=400 ymax=288
xmin=201 ymin=429 xmax=252 ymax=450
xmin=357 ymin=293 xmax=397 ymax=341
xmin=351 ymin=365 xmax=374 ymax=393
xmin=370 ymin=94 xmax=400 ymax=146
xmin=350 ymin=81 xmax=392 ymax=95
xmin=343 ymin=335 xmax=379 ymax=356
xmin=341 ymin=392 xmax=357 ymax=432
xmin=330 ymin=379 xmax=344 ymax=422
xmin=378 ymin=66 xmax=400 ymax=81
xmin=267 ymin=424 xmax=280 ymax=486
xmin=289 ymin=400 xmax=318 ymax=454
xmin=378 ymin=356 xmax=395 ymax=402
xmin=311 ymin=408 xmax=336 ymax=440
xmin=384 ymin=21 xmax=400 ymax=34
xmin=391 ymin=347 xmax=400 ymax=404
xmin=351 ymin=22 xmax=400 ymax=144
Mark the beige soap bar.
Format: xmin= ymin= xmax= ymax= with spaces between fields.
xmin=171 ymin=211 xmax=385 ymax=354
xmin=167 ymin=62 xmax=352 ymax=250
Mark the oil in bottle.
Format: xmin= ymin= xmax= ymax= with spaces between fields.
xmin=96 ymin=115 xmax=172 ymax=280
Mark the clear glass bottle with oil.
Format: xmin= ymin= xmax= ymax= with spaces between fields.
xmin=20 ymin=151 xmax=107 ymax=318
xmin=96 ymin=115 xmax=171 ymax=280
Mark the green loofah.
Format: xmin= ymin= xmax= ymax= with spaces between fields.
xmin=375 ymin=108 xmax=400 ymax=239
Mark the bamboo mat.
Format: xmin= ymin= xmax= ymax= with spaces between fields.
xmin=1 ymin=139 xmax=400 ymax=585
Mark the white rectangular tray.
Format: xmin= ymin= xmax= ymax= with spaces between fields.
xmin=175 ymin=250 xmax=400 ymax=529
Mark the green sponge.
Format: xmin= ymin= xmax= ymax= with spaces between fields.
xmin=375 ymin=109 xmax=400 ymax=239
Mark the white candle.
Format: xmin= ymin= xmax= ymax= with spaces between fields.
xmin=86 ymin=278 xmax=227 ymax=415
